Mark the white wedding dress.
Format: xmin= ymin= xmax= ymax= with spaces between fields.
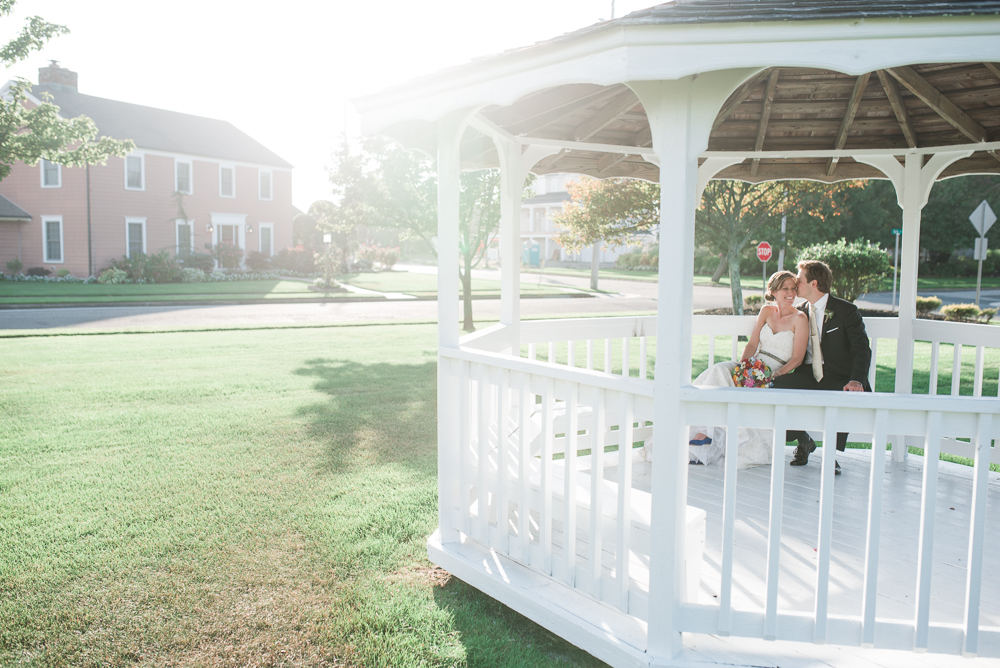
xmin=688 ymin=324 xmax=796 ymax=469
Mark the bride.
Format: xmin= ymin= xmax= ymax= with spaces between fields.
xmin=688 ymin=270 xmax=808 ymax=469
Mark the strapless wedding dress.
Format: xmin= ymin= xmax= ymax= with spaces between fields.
xmin=688 ymin=324 xmax=796 ymax=469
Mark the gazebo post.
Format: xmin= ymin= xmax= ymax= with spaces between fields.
xmin=632 ymin=71 xmax=746 ymax=661
xmin=437 ymin=111 xmax=472 ymax=544
xmin=496 ymin=137 xmax=524 ymax=352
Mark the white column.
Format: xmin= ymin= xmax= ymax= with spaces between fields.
xmin=496 ymin=138 xmax=524 ymax=345
xmin=437 ymin=110 xmax=471 ymax=543
xmin=630 ymin=69 xmax=749 ymax=661
xmin=895 ymin=153 xmax=923 ymax=395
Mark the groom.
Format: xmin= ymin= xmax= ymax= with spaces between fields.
xmin=772 ymin=260 xmax=872 ymax=473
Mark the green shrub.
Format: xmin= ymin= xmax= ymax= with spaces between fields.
xmin=245 ymin=251 xmax=271 ymax=272
xmin=55 ymin=268 xmax=71 ymax=278
xmin=180 ymin=267 xmax=207 ymax=283
xmin=978 ymin=307 xmax=997 ymax=323
xmin=26 ymin=267 xmax=50 ymax=276
xmin=98 ymin=267 xmax=129 ymax=284
xmin=940 ymin=303 xmax=981 ymax=322
xmin=211 ymin=243 xmax=244 ymax=270
xmin=272 ymin=246 xmax=314 ymax=274
xmin=181 ymin=252 xmax=215 ymax=273
xmin=694 ymin=247 xmax=721 ymax=275
xmin=111 ymin=251 xmax=181 ymax=283
xmin=744 ymin=294 xmax=763 ymax=310
xmin=5 ymin=258 xmax=23 ymax=274
xmin=915 ymin=296 xmax=942 ymax=315
xmin=797 ymin=238 xmax=890 ymax=302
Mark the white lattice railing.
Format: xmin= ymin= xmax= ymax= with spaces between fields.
xmin=445 ymin=315 xmax=1000 ymax=656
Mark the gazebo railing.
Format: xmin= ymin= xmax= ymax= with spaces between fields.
xmin=447 ymin=315 xmax=1000 ymax=656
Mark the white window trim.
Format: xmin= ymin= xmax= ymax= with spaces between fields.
xmin=42 ymin=215 xmax=64 ymax=263
xmin=125 ymin=217 xmax=147 ymax=258
xmin=40 ymin=159 xmax=61 ymax=188
xmin=219 ymin=164 xmax=235 ymax=198
xmin=175 ymin=159 xmax=193 ymax=195
xmin=125 ymin=154 xmax=145 ymax=191
xmin=258 ymin=169 xmax=273 ymax=201
xmin=258 ymin=222 xmax=274 ymax=256
xmin=175 ymin=218 xmax=195 ymax=255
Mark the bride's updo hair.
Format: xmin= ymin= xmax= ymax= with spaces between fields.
xmin=764 ymin=270 xmax=798 ymax=302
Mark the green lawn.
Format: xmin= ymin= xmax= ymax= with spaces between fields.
xmin=0 ymin=325 xmax=604 ymax=667
xmin=696 ymin=274 xmax=1000 ymax=293
xmin=339 ymin=271 xmax=579 ymax=297
xmin=522 ymin=267 xmax=659 ymax=282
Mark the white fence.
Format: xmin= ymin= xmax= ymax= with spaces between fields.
xmin=443 ymin=315 xmax=1000 ymax=656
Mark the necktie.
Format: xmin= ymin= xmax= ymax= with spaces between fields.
xmin=810 ymin=306 xmax=824 ymax=382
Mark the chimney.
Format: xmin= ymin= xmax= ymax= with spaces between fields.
xmin=38 ymin=61 xmax=77 ymax=91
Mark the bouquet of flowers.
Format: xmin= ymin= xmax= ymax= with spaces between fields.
xmin=732 ymin=356 xmax=774 ymax=388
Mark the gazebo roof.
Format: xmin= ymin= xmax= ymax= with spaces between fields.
xmin=356 ymin=1 xmax=1000 ymax=183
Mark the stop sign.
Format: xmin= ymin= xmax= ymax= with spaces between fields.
xmin=757 ymin=241 xmax=772 ymax=262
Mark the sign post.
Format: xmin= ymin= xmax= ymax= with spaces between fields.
xmin=969 ymin=200 xmax=997 ymax=306
xmin=757 ymin=241 xmax=772 ymax=300
xmin=891 ymin=228 xmax=902 ymax=311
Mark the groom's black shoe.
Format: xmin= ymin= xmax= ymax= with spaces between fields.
xmin=789 ymin=435 xmax=816 ymax=466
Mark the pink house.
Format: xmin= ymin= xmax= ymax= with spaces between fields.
xmin=0 ymin=62 xmax=294 ymax=277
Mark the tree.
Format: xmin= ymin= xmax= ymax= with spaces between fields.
xmin=0 ymin=2 xmax=134 ymax=180
xmin=798 ymin=238 xmax=891 ymax=302
xmin=327 ymin=136 xmax=529 ymax=331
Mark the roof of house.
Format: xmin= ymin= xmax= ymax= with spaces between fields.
xmin=0 ymin=193 xmax=31 ymax=220
xmin=31 ymin=84 xmax=292 ymax=169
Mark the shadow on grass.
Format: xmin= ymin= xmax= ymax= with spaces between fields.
xmin=294 ymin=357 xmax=438 ymax=474
xmin=432 ymin=578 xmax=610 ymax=668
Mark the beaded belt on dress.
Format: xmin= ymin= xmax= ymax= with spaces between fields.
xmin=759 ymin=351 xmax=788 ymax=366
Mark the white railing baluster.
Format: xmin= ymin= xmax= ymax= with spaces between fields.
xmin=590 ymin=389 xmax=606 ymax=599
xmin=708 ymin=335 xmax=716 ymax=369
xmin=929 ymin=341 xmax=940 ymax=395
xmin=814 ymin=407 xmax=839 ymax=644
xmin=549 ymin=341 xmax=556 ymax=366
xmin=541 ymin=377 xmax=555 ymax=574
xmin=763 ymin=404 xmax=788 ymax=640
xmin=963 ymin=413 xmax=993 ymax=656
xmin=497 ymin=368 xmax=510 ymax=552
xmin=869 ymin=338 xmax=878 ymax=390
xmin=604 ymin=338 xmax=612 ymax=374
xmin=914 ymin=411 xmax=943 ymax=651
xmin=862 ymin=409 xmax=889 ymax=647
xmin=568 ymin=340 xmax=576 ymax=369
xmin=718 ymin=402 xmax=740 ymax=635
xmin=731 ymin=334 xmax=739 ymax=361
xmin=459 ymin=361 xmax=472 ymax=536
xmin=528 ymin=342 xmax=536 ymax=361
xmin=587 ymin=339 xmax=594 ymax=370
xmin=622 ymin=337 xmax=631 ymax=378
xmin=616 ymin=391 xmax=634 ymax=612
xmin=518 ymin=373 xmax=531 ymax=563
xmin=564 ymin=382 xmax=579 ymax=587
xmin=974 ymin=346 xmax=985 ymax=397
xmin=640 ymin=337 xmax=648 ymax=380
xmin=477 ymin=365 xmax=491 ymax=542
xmin=951 ymin=343 xmax=963 ymax=396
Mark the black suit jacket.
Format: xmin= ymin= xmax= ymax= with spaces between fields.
xmin=775 ymin=295 xmax=872 ymax=392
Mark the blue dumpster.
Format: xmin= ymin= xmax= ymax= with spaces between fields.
xmin=522 ymin=241 xmax=540 ymax=267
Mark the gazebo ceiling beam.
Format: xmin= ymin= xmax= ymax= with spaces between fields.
xmin=886 ymin=65 xmax=992 ymax=143
xmin=712 ymin=67 xmax=773 ymax=132
xmin=703 ymin=139 xmax=1000 ymax=159
xmin=572 ymin=91 xmax=640 ymax=141
xmin=827 ymin=72 xmax=873 ymax=176
xmin=984 ymin=62 xmax=1000 ymax=80
xmin=877 ymin=70 xmax=919 ymax=149
xmin=503 ymin=86 xmax=622 ymax=137
xmin=751 ymin=69 xmax=781 ymax=177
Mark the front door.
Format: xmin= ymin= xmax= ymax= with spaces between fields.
xmin=219 ymin=224 xmax=240 ymax=248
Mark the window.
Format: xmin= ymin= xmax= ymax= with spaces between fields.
xmin=220 ymin=165 xmax=235 ymax=197
xmin=259 ymin=223 xmax=273 ymax=256
xmin=126 ymin=217 xmax=147 ymax=257
xmin=176 ymin=219 xmax=193 ymax=256
xmin=259 ymin=170 xmax=272 ymax=200
xmin=42 ymin=216 xmax=63 ymax=263
xmin=175 ymin=160 xmax=192 ymax=194
xmin=40 ymin=159 xmax=61 ymax=188
xmin=125 ymin=155 xmax=144 ymax=190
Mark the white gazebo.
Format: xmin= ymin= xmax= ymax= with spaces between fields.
xmin=355 ymin=2 xmax=1000 ymax=666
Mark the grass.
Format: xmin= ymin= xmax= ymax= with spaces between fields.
xmin=521 ymin=267 xmax=659 ymax=282
xmin=0 ymin=272 xmax=580 ymax=305
xmin=0 ymin=324 xmax=605 ymax=667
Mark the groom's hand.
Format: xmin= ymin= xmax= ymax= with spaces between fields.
xmin=843 ymin=380 xmax=864 ymax=392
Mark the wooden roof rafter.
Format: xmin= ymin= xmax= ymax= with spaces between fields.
xmin=826 ymin=72 xmax=873 ymax=176
xmin=750 ymin=69 xmax=781 ymax=177
xmin=876 ymin=70 xmax=918 ymax=149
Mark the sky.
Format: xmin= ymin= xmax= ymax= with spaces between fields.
xmin=1 ymin=0 xmax=657 ymax=211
